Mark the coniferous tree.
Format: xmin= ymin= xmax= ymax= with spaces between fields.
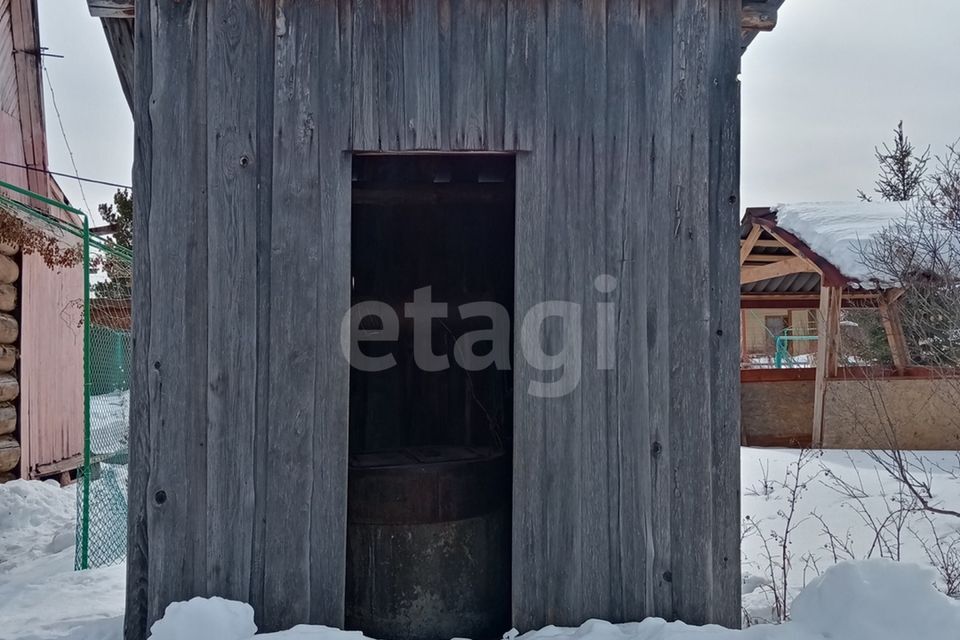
xmin=93 ymin=190 xmax=133 ymax=299
xmin=858 ymin=121 xmax=929 ymax=202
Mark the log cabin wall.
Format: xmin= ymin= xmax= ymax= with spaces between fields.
xmin=129 ymin=0 xmax=742 ymax=637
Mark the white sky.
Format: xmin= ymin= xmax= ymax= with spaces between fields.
xmin=35 ymin=0 xmax=960 ymax=223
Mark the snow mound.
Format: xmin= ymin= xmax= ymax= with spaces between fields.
xmin=772 ymin=201 xmax=908 ymax=288
xmin=138 ymin=560 xmax=960 ymax=640
xmin=791 ymin=559 xmax=960 ymax=640
xmin=0 ymin=479 xmax=76 ymax=573
xmin=149 ymin=597 xmax=258 ymax=640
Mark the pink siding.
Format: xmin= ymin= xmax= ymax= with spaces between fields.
xmin=0 ymin=0 xmax=84 ymax=478
xmin=20 ymin=252 xmax=84 ymax=477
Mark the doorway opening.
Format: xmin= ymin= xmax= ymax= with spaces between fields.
xmin=346 ymin=154 xmax=515 ymax=640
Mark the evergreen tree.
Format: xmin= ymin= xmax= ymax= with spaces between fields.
xmin=858 ymin=121 xmax=929 ymax=202
xmin=92 ymin=190 xmax=133 ymax=299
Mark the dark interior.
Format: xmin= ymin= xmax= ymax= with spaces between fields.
xmin=346 ymin=154 xmax=515 ymax=640
xmin=349 ymin=154 xmax=515 ymax=455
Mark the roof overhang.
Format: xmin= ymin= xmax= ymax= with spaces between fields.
xmin=87 ymin=0 xmax=788 ymax=116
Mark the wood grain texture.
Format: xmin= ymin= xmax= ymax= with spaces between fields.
xmin=130 ymin=0 xmax=741 ymax=635
xmin=205 ymin=0 xmax=260 ymax=608
xmin=127 ymin=0 xmax=209 ymax=635
xmin=124 ymin=0 xmax=152 ymax=633
xmin=100 ymin=17 xmax=134 ymax=113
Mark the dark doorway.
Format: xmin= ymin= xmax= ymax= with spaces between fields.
xmin=346 ymin=154 xmax=515 ymax=640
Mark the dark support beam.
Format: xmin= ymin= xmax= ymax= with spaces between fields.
xmin=100 ymin=17 xmax=134 ymax=113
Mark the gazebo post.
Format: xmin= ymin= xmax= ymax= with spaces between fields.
xmin=812 ymin=285 xmax=841 ymax=445
xmin=879 ymin=289 xmax=910 ymax=375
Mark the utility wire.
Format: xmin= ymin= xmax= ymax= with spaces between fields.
xmin=42 ymin=58 xmax=93 ymax=214
xmin=0 ymin=159 xmax=132 ymax=190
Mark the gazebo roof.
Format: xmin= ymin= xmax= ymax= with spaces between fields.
xmin=739 ymin=201 xmax=912 ymax=308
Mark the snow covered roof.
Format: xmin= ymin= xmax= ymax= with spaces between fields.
xmin=761 ymin=201 xmax=911 ymax=289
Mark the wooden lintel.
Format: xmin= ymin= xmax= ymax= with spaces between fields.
xmin=87 ymin=0 xmax=133 ymax=18
xmin=741 ymin=292 xmax=881 ymax=310
xmin=741 ymin=256 xmax=817 ymax=285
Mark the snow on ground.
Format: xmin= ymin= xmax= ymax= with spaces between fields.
xmin=772 ymin=201 xmax=909 ymax=288
xmin=0 ymin=480 xmax=124 ymax=640
xmin=2 ymin=448 xmax=960 ymax=639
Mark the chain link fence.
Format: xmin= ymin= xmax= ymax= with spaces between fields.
xmin=0 ymin=180 xmax=131 ymax=570
xmin=79 ymin=239 xmax=131 ymax=569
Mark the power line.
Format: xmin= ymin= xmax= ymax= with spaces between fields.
xmin=0 ymin=160 xmax=132 ymax=190
xmin=42 ymin=58 xmax=93 ymax=213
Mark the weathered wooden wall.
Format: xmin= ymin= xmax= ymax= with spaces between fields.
xmin=129 ymin=0 xmax=742 ymax=636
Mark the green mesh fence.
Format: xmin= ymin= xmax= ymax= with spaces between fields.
xmin=79 ymin=243 xmax=131 ymax=569
xmin=0 ymin=180 xmax=131 ymax=571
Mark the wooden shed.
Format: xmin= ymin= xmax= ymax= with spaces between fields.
xmin=0 ymin=0 xmax=84 ymax=482
xmin=89 ymin=0 xmax=786 ymax=638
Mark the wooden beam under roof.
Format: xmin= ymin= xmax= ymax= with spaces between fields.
xmin=88 ymin=0 xmax=786 ymax=58
xmin=741 ymin=0 xmax=787 ymax=54
xmin=741 ymin=256 xmax=818 ymax=285
xmin=87 ymin=0 xmax=132 ymax=19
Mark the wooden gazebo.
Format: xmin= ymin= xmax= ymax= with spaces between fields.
xmin=738 ymin=203 xmax=954 ymax=450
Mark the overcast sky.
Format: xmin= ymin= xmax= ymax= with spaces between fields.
xmin=37 ymin=0 xmax=960 ymax=224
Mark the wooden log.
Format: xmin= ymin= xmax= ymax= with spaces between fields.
xmin=812 ymin=286 xmax=842 ymax=446
xmin=0 ymin=313 xmax=18 ymax=344
xmin=0 ymin=345 xmax=17 ymax=372
xmin=0 ymin=254 xmax=18 ymax=284
xmin=0 ymin=283 xmax=16 ymax=312
xmin=879 ymin=289 xmax=911 ymax=375
xmin=0 ymin=435 xmax=20 ymax=473
xmin=0 ymin=402 xmax=15 ymax=436
xmin=0 ymin=373 xmax=19 ymax=402
xmin=86 ymin=0 xmax=133 ymax=18
xmin=741 ymin=2 xmax=778 ymax=31
xmin=0 ymin=240 xmax=18 ymax=256
xmin=0 ymin=472 xmax=15 ymax=483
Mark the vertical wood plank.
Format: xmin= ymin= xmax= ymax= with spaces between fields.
xmin=401 ymin=0 xmax=441 ymax=149
xmin=125 ymin=0 xmax=153 ymax=635
xmin=351 ymin=0 xmax=378 ymax=149
xmin=603 ymin=0 xmax=650 ymax=622
xmin=667 ymin=0 xmax=715 ymax=623
xmin=129 ymin=0 xmax=210 ymax=632
xmin=509 ymin=0 xmax=548 ymax=627
xmin=707 ymin=0 xmax=743 ymax=626
xmin=263 ymin=0 xmax=320 ymax=626
xmin=641 ymin=0 xmax=675 ymax=620
xmin=504 ymin=0 xmax=545 ymax=151
xmin=249 ymin=0 xmax=276 ymax=622
xmin=376 ymin=0 xmax=404 ymax=150
xmin=308 ymin=0 xmax=352 ymax=625
xmin=205 ymin=0 xmax=260 ymax=603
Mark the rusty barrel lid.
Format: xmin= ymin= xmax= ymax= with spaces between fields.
xmin=348 ymin=445 xmax=508 ymax=525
